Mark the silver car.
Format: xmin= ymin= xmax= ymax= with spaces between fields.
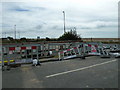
xmin=109 ymin=52 xmax=120 ymax=58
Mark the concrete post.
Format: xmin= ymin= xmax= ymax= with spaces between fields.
xmin=26 ymin=50 xmax=27 ymax=59
xmin=37 ymin=46 xmax=39 ymax=61
xmin=7 ymin=47 xmax=10 ymax=65
xmin=2 ymin=47 xmax=4 ymax=67
xmin=58 ymin=52 xmax=61 ymax=60
xmin=77 ymin=46 xmax=81 ymax=55
xmin=31 ymin=49 xmax=33 ymax=59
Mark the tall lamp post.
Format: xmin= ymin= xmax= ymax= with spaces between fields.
xmin=14 ymin=25 xmax=16 ymax=40
xmin=63 ymin=11 xmax=66 ymax=33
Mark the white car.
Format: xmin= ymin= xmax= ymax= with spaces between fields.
xmin=109 ymin=52 xmax=120 ymax=58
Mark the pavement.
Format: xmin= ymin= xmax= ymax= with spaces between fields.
xmin=2 ymin=56 xmax=118 ymax=88
xmin=7 ymin=57 xmax=59 ymax=64
xmin=40 ymin=57 xmax=58 ymax=62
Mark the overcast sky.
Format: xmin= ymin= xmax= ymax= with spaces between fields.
xmin=1 ymin=0 xmax=119 ymax=38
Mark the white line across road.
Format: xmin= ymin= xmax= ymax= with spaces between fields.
xmin=46 ymin=59 xmax=117 ymax=78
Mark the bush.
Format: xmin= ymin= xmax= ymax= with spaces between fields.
xmin=58 ymin=29 xmax=81 ymax=40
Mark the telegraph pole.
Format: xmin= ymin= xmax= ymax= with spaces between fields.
xmin=14 ymin=25 xmax=16 ymax=39
xmin=18 ymin=31 xmax=20 ymax=39
xmin=63 ymin=11 xmax=66 ymax=33
xmin=5 ymin=32 xmax=6 ymax=38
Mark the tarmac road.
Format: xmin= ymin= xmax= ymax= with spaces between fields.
xmin=2 ymin=56 xmax=118 ymax=88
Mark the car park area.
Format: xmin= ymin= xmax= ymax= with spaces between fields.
xmin=1 ymin=42 xmax=119 ymax=88
xmin=2 ymin=56 xmax=118 ymax=88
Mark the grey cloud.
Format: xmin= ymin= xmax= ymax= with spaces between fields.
xmin=2 ymin=24 xmax=11 ymax=27
xmin=10 ymin=6 xmax=30 ymax=12
xmin=80 ymin=27 xmax=92 ymax=29
xmin=2 ymin=31 xmax=13 ymax=34
xmin=1 ymin=1 xmax=118 ymax=38
xmin=27 ymin=28 xmax=45 ymax=33
xmin=51 ymin=25 xmax=62 ymax=30
xmin=97 ymin=25 xmax=117 ymax=29
xmin=30 ymin=7 xmax=46 ymax=11
xmin=35 ymin=25 xmax=43 ymax=29
xmin=3 ymin=2 xmax=46 ymax=13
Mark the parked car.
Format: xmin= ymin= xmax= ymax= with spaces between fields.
xmin=109 ymin=52 xmax=120 ymax=58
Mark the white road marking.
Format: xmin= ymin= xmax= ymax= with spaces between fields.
xmin=46 ymin=59 xmax=117 ymax=78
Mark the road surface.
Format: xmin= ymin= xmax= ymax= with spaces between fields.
xmin=2 ymin=56 xmax=118 ymax=88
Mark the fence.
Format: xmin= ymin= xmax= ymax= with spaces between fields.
xmin=1 ymin=42 xmax=119 ymax=65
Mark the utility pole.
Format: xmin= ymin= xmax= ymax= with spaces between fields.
xmin=63 ymin=11 xmax=66 ymax=33
xmin=18 ymin=31 xmax=20 ymax=39
xmin=5 ymin=32 xmax=6 ymax=38
xmin=14 ymin=25 xmax=16 ymax=39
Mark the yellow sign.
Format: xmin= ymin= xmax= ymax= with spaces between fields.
xmin=0 ymin=60 xmax=14 ymax=63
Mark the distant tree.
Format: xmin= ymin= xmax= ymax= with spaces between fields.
xmin=58 ymin=29 xmax=81 ymax=40
xmin=20 ymin=37 xmax=27 ymax=41
xmin=46 ymin=37 xmax=51 ymax=41
xmin=7 ymin=37 xmax=14 ymax=41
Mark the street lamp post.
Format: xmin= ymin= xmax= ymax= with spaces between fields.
xmin=63 ymin=11 xmax=66 ymax=33
xmin=14 ymin=25 xmax=16 ymax=39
